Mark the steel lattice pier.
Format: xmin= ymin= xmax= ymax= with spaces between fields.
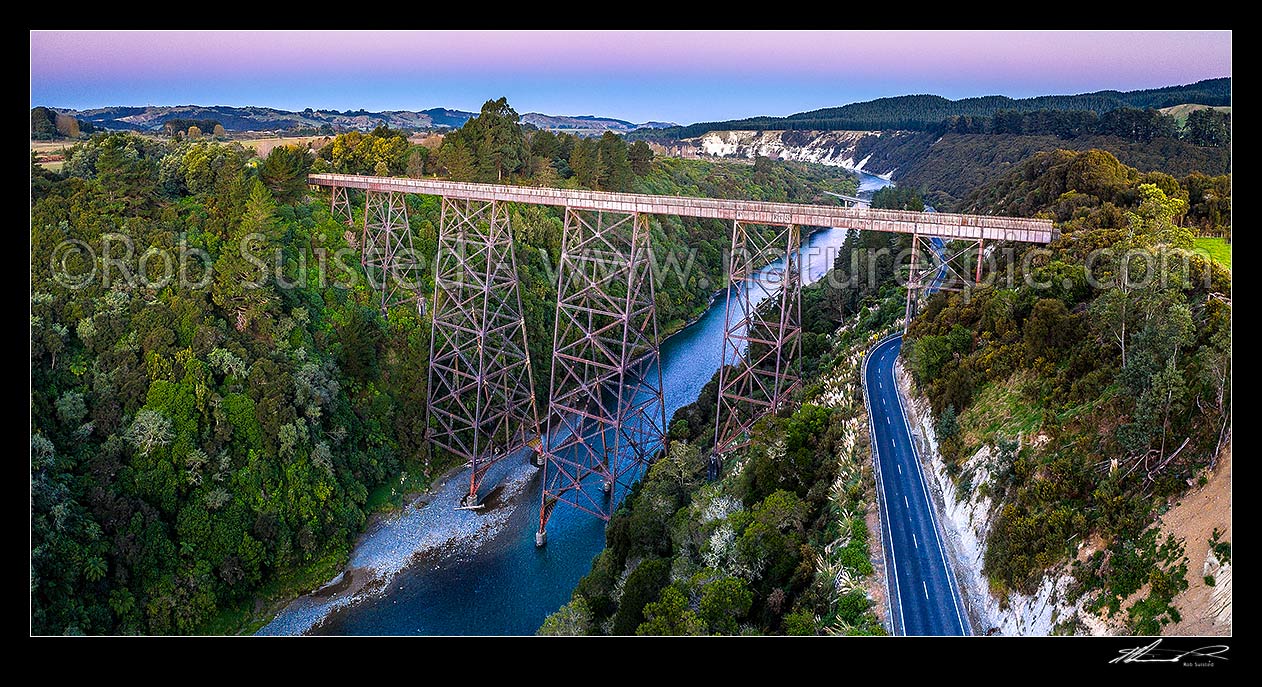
xmin=714 ymin=221 xmax=803 ymax=458
xmin=426 ymin=198 xmax=543 ymax=507
xmin=537 ymin=209 xmax=667 ymax=542
xmin=330 ymin=185 xmax=354 ymax=226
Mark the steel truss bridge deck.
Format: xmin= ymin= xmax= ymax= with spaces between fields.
xmin=309 ymin=175 xmax=1058 ymax=244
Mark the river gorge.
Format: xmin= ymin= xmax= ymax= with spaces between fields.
xmin=257 ymin=171 xmax=893 ymax=635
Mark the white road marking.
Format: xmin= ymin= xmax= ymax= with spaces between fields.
xmin=898 ymin=464 xmax=902 ymax=475
xmin=904 ymin=495 xmax=909 ymax=509
xmin=913 ymin=533 xmax=918 ymax=549
xmin=886 ymin=416 xmax=890 ymax=425
xmin=923 ymin=581 xmax=929 ymax=599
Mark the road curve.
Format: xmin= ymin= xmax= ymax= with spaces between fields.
xmin=864 ymin=333 xmax=971 ymax=636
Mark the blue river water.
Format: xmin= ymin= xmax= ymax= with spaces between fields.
xmin=310 ymin=171 xmax=892 ymax=635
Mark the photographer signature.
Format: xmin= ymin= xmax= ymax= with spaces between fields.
xmin=1111 ymin=639 xmax=1229 ymax=664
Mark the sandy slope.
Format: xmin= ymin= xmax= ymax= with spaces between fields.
xmin=1159 ymin=443 xmax=1232 ymax=636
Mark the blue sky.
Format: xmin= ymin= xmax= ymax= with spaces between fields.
xmin=30 ymin=30 xmax=1232 ymax=124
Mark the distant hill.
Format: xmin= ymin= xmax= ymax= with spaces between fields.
xmin=648 ymin=78 xmax=1231 ymax=138
xmin=43 ymin=103 xmax=672 ymax=136
xmin=519 ymin=113 xmax=678 ymax=133
xmin=522 ymin=113 xmax=636 ymax=131
xmin=52 ymin=104 xmax=478 ymax=134
xmin=517 ymin=113 xmax=676 ymax=133
xmin=420 ymin=108 xmax=477 ymax=128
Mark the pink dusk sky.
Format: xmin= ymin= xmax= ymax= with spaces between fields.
xmin=29 ymin=30 xmax=1231 ymax=123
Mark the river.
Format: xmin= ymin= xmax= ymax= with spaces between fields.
xmin=258 ymin=170 xmax=893 ymax=636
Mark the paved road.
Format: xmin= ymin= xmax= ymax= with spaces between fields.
xmin=865 ymin=334 xmax=970 ymax=635
xmin=864 ymin=233 xmax=966 ymax=635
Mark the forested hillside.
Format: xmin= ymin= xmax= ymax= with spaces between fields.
xmin=854 ymin=129 xmax=1231 ymax=210
xmin=679 ymin=104 xmax=1230 ymax=210
xmin=639 ymin=79 xmax=1231 ymax=212
xmin=30 ymin=99 xmax=857 ymax=634
xmin=650 ymin=78 xmax=1229 ymax=138
xmin=903 ymin=150 xmax=1230 ymax=633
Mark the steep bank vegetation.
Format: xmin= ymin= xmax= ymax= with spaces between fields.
xmin=902 ymin=149 xmax=1231 ymax=634
xmin=30 ymin=99 xmax=857 ymax=635
xmin=853 ymin=130 xmax=1229 ymax=209
xmin=957 ymin=148 xmax=1231 ymax=235
xmin=31 ymin=132 xmax=430 ymax=634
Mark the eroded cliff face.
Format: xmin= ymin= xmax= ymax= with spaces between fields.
xmin=891 ymin=361 xmax=1233 ymax=637
xmin=680 ymin=130 xmax=901 ymax=177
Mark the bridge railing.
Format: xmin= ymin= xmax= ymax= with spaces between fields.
xmin=308 ymin=173 xmax=1058 ymax=244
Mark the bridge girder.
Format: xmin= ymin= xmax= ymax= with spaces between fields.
xmin=310 ymin=173 xmax=1059 ymax=244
